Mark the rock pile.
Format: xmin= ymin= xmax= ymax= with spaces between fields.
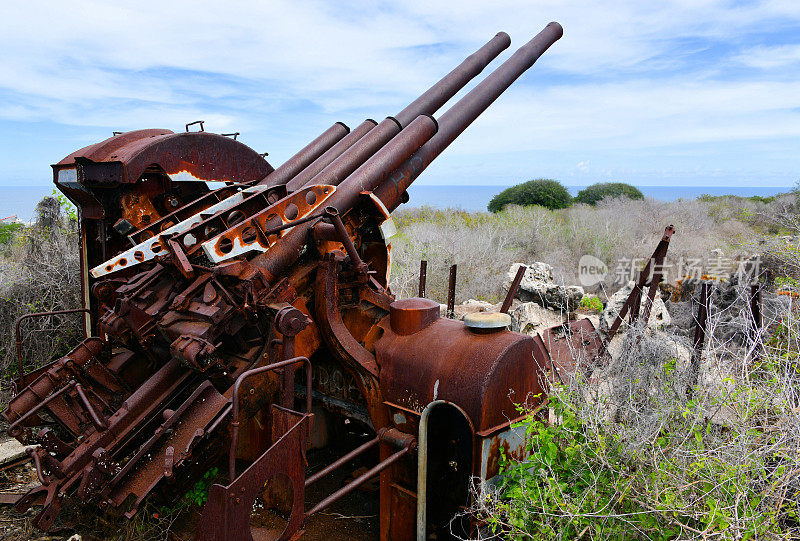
xmin=502 ymin=262 xmax=584 ymax=313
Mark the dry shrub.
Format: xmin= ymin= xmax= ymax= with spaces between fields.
xmin=0 ymin=212 xmax=82 ymax=408
xmin=390 ymin=198 xmax=761 ymax=303
xmin=467 ymin=294 xmax=800 ymax=540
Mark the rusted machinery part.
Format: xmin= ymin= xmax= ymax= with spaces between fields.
xmin=375 ymin=22 xmax=564 ymax=211
xmin=229 ymin=356 xmax=312 ymax=482
xmin=540 ymin=319 xmax=603 ymax=384
xmin=688 ymin=281 xmax=712 ymax=394
xmin=304 ymin=428 xmax=414 ymax=517
xmin=599 ymin=224 xmax=675 ymax=355
xmin=258 ymin=122 xmax=349 ymax=187
xmin=285 ymin=119 xmax=377 ymax=192
xmin=501 ymin=265 xmax=527 ymax=314
xmin=8 ymin=23 xmax=570 ymax=539
xmin=446 ymin=264 xmax=457 ymax=318
xmin=376 ymin=297 xmax=547 ymax=433
xmin=418 ymin=260 xmax=427 ymax=298
xmin=54 ymin=130 xmax=273 ymax=187
xmin=250 ymin=114 xmax=438 ymax=279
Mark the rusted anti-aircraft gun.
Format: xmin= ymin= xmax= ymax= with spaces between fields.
xmin=0 ymin=22 xmax=608 ymax=540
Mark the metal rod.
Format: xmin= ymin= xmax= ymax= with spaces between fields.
xmin=29 ymin=449 xmax=50 ymax=486
xmin=599 ymin=225 xmax=675 ymax=355
xmin=305 ymin=436 xmax=380 ymax=488
xmin=229 ymin=356 xmax=311 ymax=482
xmin=447 ymin=264 xmax=457 ymax=318
xmin=501 ymin=265 xmax=526 ymax=313
xmin=750 ymin=283 xmax=762 ymax=358
xmin=375 ymin=22 xmax=564 ymax=211
xmin=15 ymin=309 xmax=91 ymax=378
xmin=418 ymin=260 xmax=427 ymax=298
xmin=688 ymin=281 xmax=711 ymax=396
xmin=74 ymin=383 xmax=107 ymax=430
xmin=324 ymin=207 xmax=368 ymax=274
xmin=305 ymin=445 xmax=410 ymax=517
xmin=8 ymin=381 xmax=77 ymax=435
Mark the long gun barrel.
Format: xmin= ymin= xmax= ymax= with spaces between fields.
xmin=375 ymin=22 xmax=563 ymax=211
xmin=283 ymin=32 xmax=511 ymax=192
xmin=252 ymin=22 xmax=563 ymax=280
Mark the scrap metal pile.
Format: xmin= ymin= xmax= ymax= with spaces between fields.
xmin=0 ymin=21 xmax=677 ymax=540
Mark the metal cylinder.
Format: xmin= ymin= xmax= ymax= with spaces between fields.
xmin=295 ymin=117 xmax=403 ymax=190
xmin=375 ymin=22 xmax=563 ymax=210
xmin=293 ymin=32 xmax=510 ymax=192
xmin=251 ymin=115 xmax=438 ymax=278
xmin=393 ymin=32 xmax=511 ymax=127
xmin=285 ymin=119 xmax=377 ymax=192
xmin=258 ymin=122 xmax=349 ymax=186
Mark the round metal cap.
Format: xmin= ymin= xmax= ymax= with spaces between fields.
xmin=464 ymin=312 xmax=511 ymax=333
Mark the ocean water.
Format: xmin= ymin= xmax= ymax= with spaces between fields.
xmin=0 ymin=184 xmax=791 ymax=222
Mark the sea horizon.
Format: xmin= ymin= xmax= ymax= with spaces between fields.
xmin=0 ymin=183 xmax=792 ymax=222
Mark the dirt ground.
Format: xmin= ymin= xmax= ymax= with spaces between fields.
xmin=0 ymin=445 xmax=380 ymax=541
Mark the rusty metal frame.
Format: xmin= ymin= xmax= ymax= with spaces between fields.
xmin=229 ymin=356 xmax=312 ymax=482
xmin=600 ymin=225 xmax=675 ymax=355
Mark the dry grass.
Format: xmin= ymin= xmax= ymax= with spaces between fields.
xmin=466 ymin=288 xmax=800 ymax=540
xmin=0 ymin=205 xmax=82 ymax=408
xmin=389 ymin=195 xmax=780 ymax=304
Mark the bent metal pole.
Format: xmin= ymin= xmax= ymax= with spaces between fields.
xmin=375 ymin=22 xmax=564 ymax=211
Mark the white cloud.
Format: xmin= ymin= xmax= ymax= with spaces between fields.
xmin=733 ymin=44 xmax=800 ymax=69
xmin=0 ymin=0 xmax=799 ymax=185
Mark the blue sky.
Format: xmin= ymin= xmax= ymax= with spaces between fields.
xmin=1 ymin=0 xmax=799 ymax=188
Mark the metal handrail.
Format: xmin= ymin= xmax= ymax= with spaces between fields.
xmin=229 ymin=356 xmax=312 ymax=482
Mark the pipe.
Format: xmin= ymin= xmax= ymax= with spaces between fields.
xmin=251 ymin=115 xmax=438 ymax=278
xmin=375 ymin=22 xmax=564 ymax=211
xmin=304 ymin=436 xmax=380 ymax=487
xmin=285 ymin=119 xmax=377 ymax=192
xmin=258 ymin=122 xmax=350 ymax=186
xmin=418 ymin=260 xmax=427 ymax=298
xmin=74 ymin=383 xmax=107 ymax=431
xmin=501 ymin=265 xmax=527 ymax=314
xmin=229 ymin=356 xmax=311 ymax=482
xmin=293 ymin=32 xmax=510 ymax=192
xmin=305 ymin=443 xmax=411 ymax=517
xmin=447 ymin=264 xmax=457 ymax=318
xmin=324 ymin=206 xmax=368 ymax=274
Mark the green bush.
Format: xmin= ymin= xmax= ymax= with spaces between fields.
xmin=0 ymin=222 xmax=23 ymax=244
xmin=575 ymin=182 xmax=644 ymax=206
xmin=488 ymin=179 xmax=572 ymax=212
xmin=578 ymin=295 xmax=603 ymax=313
